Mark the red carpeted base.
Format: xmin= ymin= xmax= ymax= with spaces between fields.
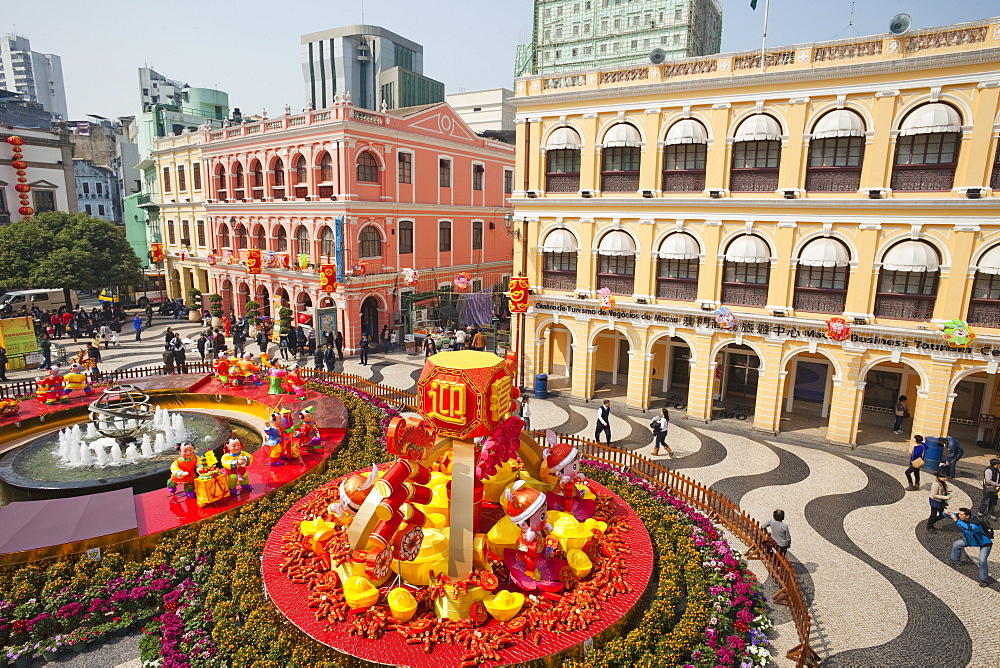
xmin=261 ymin=474 xmax=654 ymax=666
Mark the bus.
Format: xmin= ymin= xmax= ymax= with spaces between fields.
xmin=99 ymin=272 xmax=168 ymax=308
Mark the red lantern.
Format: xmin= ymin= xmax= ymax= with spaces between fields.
xmin=11 ymin=160 xmax=27 ymax=169
xmin=11 ymin=152 xmax=22 ymax=159
xmin=14 ymin=184 xmax=30 ymax=193
xmin=6 ymin=136 xmax=24 ymax=146
xmin=15 ymin=170 xmax=25 ymax=176
xmin=18 ymin=206 xmax=33 ymax=215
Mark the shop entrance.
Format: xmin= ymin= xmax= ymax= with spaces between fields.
xmin=712 ymin=344 xmax=759 ymax=421
xmin=360 ymin=297 xmax=380 ymax=338
xmin=540 ymin=323 xmax=573 ymax=393
xmin=952 ymin=373 xmax=992 ymax=446
xmin=592 ymin=330 xmax=630 ymax=399
xmin=857 ymin=361 xmax=920 ymax=445
xmin=780 ymin=352 xmax=834 ymax=438
xmin=649 ymin=336 xmax=692 ymax=409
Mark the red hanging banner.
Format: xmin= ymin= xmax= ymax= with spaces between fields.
xmin=508 ymin=277 xmax=529 ymax=314
xmin=149 ymin=243 xmax=165 ymax=264
xmin=247 ymin=248 xmax=263 ymax=274
xmin=319 ymin=264 xmax=337 ymax=292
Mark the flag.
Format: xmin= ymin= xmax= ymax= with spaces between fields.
xmin=750 ymin=0 xmax=757 ymax=8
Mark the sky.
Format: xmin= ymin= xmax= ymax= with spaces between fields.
xmin=6 ymin=0 xmax=999 ymax=120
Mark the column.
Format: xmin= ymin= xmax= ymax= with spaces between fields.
xmin=638 ymin=111 xmax=661 ymax=192
xmin=845 ymin=226 xmax=880 ymax=317
xmin=769 ymin=223 xmax=797 ymax=309
xmin=697 ymin=221 xmax=723 ymax=305
xmin=954 ymin=85 xmax=999 ymax=187
xmin=579 ymin=114 xmax=600 ymax=192
xmin=634 ymin=220 xmax=655 ymax=298
xmin=705 ymin=104 xmax=731 ymax=191
xmin=577 ymin=219 xmax=596 ymax=293
xmin=685 ymin=332 xmax=717 ymax=422
xmin=179 ymin=268 xmax=193 ymax=307
xmin=861 ymin=94 xmax=900 ymax=189
xmin=826 ymin=350 xmax=867 ymax=446
xmin=570 ymin=342 xmax=596 ymax=401
xmin=625 ymin=348 xmax=654 ymax=411
xmin=934 ymin=229 xmax=975 ymax=322
xmin=912 ymin=358 xmax=956 ymax=439
xmin=752 ymin=341 xmax=786 ymax=435
xmin=778 ymin=100 xmax=809 ymax=191
xmin=526 ymin=120 xmax=544 ymax=192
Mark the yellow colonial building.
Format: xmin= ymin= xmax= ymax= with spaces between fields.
xmin=151 ymin=130 xmax=212 ymax=301
xmin=511 ymin=17 xmax=1000 ymax=447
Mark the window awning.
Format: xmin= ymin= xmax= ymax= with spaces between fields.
xmin=976 ymin=245 xmax=1000 ymax=275
xmin=665 ymin=119 xmax=708 ymax=145
xmin=597 ymin=230 xmax=636 ymax=256
xmin=725 ymin=235 xmax=770 ymax=263
xmin=540 ymin=228 xmax=578 ymax=253
xmin=734 ymin=114 xmax=781 ymax=142
xmin=881 ymin=241 xmax=939 ymax=272
xmin=603 ymin=123 xmax=641 ymax=147
xmin=546 ymin=127 xmax=582 ymax=150
xmin=657 ymin=233 xmax=700 ymax=259
xmin=898 ymin=103 xmax=961 ymax=137
xmin=799 ymin=238 xmax=850 ymax=267
xmin=812 ymin=109 xmax=865 ymax=139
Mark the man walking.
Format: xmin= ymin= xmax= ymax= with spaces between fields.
xmin=0 ymin=346 xmax=8 ymax=382
xmin=232 ymin=327 xmax=246 ymax=358
xmin=945 ymin=435 xmax=964 ymax=479
xmin=471 ymin=329 xmax=486 ymax=352
xmin=359 ymin=334 xmax=370 ymax=366
xmin=39 ymin=335 xmax=52 ymax=370
xmin=314 ymin=344 xmax=327 ymax=371
xmin=595 ymin=399 xmax=612 ymax=445
xmin=334 ymin=331 xmax=344 ymax=360
xmin=948 ymin=507 xmax=994 ymax=587
xmin=133 ymin=314 xmax=143 ymax=342
xmin=978 ymin=458 xmax=1000 ymax=522
xmin=324 ymin=344 xmax=336 ymax=373
xmin=86 ymin=341 xmax=102 ymax=378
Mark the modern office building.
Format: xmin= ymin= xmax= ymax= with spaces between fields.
xmin=511 ymin=17 xmax=1000 ymax=448
xmin=515 ymin=0 xmax=722 ymax=77
xmin=301 ymin=25 xmax=445 ymax=112
xmin=0 ymin=34 xmax=67 ymax=120
xmin=447 ymin=88 xmax=516 ymax=134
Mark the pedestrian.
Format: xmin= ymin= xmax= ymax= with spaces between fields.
xmin=256 ymin=329 xmax=268 ymax=355
xmin=196 ymin=334 xmax=208 ymax=362
xmin=109 ymin=318 xmax=121 ymax=347
xmin=279 ymin=329 xmax=291 ymax=360
xmin=164 ymin=327 xmax=175 ymax=345
xmin=0 ymin=346 xmax=7 ymax=381
xmin=379 ymin=325 xmax=389 ymax=353
xmin=170 ymin=335 xmax=187 ymax=373
xmin=471 ymin=329 xmax=486 ymax=352
xmin=86 ymin=342 xmax=102 ymax=378
xmin=306 ymin=327 xmax=316 ymax=356
xmin=324 ymin=344 xmax=336 ymax=373
xmin=314 ymin=344 xmax=327 ymax=371
xmin=520 ymin=396 xmax=531 ymax=431
xmin=161 ymin=347 xmax=175 ymax=375
xmin=145 ymin=302 xmax=153 ymax=327
xmin=68 ymin=317 xmax=80 ymax=343
xmin=762 ymin=509 xmax=791 ymax=557
xmin=99 ymin=323 xmax=111 ymax=349
xmin=893 ymin=395 xmax=909 ymax=434
xmin=927 ymin=470 xmax=952 ymax=533
xmin=359 ymin=334 xmax=370 ymax=366
xmin=947 ymin=507 xmax=994 ymax=587
xmin=905 ymin=435 xmax=926 ymax=491
xmin=454 ymin=327 xmax=467 ymax=351
xmin=61 ymin=310 xmax=72 ymax=336
xmin=978 ymin=458 xmax=1000 ymax=522
xmin=388 ymin=327 xmax=396 ymax=354
xmin=133 ymin=314 xmax=143 ymax=342
xmin=334 ymin=331 xmax=344 ymax=360
xmin=943 ymin=435 xmax=964 ymax=479
xmin=38 ymin=334 xmax=53 ymax=369
xmin=595 ymin=399 xmax=612 ymax=445
xmin=232 ymin=328 xmax=245 ymax=358
xmin=423 ymin=336 xmax=436 ymax=358
xmin=652 ymin=407 xmax=674 ymax=458
xmin=296 ymin=326 xmax=308 ymax=357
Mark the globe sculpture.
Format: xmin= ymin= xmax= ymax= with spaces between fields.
xmin=87 ymin=384 xmax=155 ymax=445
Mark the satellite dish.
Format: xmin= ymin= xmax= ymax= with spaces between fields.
xmin=889 ymin=13 xmax=912 ymax=35
xmin=650 ymin=48 xmax=667 ymax=65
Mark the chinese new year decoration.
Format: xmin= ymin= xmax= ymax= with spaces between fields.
xmin=454 ymin=272 xmax=471 ymax=291
xmin=508 ymin=277 xmax=529 ymax=313
xmin=597 ymin=287 xmax=615 ymax=310
xmin=825 ymin=317 xmax=850 ymax=342
xmin=205 ymin=253 xmax=217 ymax=265
xmin=942 ymin=319 xmax=976 ymax=348
xmin=246 ymin=248 xmax=262 ymax=274
xmin=7 ymin=136 xmax=32 ymax=217
xmin=713 ymin=306 xmax=738 ymax=330
xmin=149 ymin=243 xmax=165 ymax=264
xmin=402 ymin=268 xmax=419 ymax=285
xmin=319 ymin=264 xmax=337 ymax=292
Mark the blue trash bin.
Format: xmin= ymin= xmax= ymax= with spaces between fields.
xmin=534 ymin=374 xmax=548 ymax=399
xmin=921 ymin=436 xmax=944 ymax=473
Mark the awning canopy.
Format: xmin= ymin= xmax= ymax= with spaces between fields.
xmin=898 ymin=103 xmax=961 ymax=136
xmin=725 ymin=235 xmax=771 ymax=263
xmin=657 ymin=233 xmax=700 ymax=259
xmin=546 ymin=127 xmax=582 ymax=150
xmin=540 ymin=228 xmax=578 ymax=253
xmin=812 ymin=109 xmax=865 ymax=139
xmin=881 ymin=240 xmax=939 ymax=272
xmin=734 ymin=114 xmax=782 ymax=142
xmin=799 ymin=238 xmax=850 ymax=267
xmin=665 ymin=119 xmax=708 ymax=145
xmin=976 ymin=245 xmax=1000 ymax=275
xmin=603 ymin=123 xmax=641 ymax=147
xmin=597 ymin=230 xmax=636 ymax=256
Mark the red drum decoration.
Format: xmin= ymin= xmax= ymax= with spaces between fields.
xmin=6 ymin=136 xmax=24 ymax=145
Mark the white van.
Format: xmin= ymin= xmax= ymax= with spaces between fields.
xmin=0 ymin=289 xmax=79 ymax=312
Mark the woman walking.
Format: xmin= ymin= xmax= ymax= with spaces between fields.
xmin=927 ymin=470 xmax=951 ymax=533
xmin=893 ymin=395 xmax=909 ymax=435
xmin=652 ymin=407 xmax=674 ymax=458
xmin=905 ymin=435 xmax=926 ymax=491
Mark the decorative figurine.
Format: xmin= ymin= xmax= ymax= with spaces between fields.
xmin=714 ymin=306 xmax=738 ymax=330
xmin=267 ymin=360 xmax=287 ymax=395
xmin=942 ymin=319 xmax=977 ymax=348
xmin=168 ymin=442 xmax=199 ymax=498
xmin=62 ymin=362 xmax=93 ymax=396
xmin=543 ymin=439 xmax=595 ymax=521
xmin=234 ymin=352 xmax=262 ymax=386
xmin=264 ymin=410 xmax=298 ymax=465
xmin=282 ymin=363 xmax=306 ymax=398
xmin=213 ymin=351 xmax=231 ymax=384
xmin=220 ymin=437 xmax=253 ymax=495
xmin=293 ymin=406 xmax=322 ymax=453
xmin=327 ymin=464 xmax=379 ymax=525
xmin=502 ymin=480 xmax=566 ymax=592
xmin=35 ymin=366 xmax=65 ymax=405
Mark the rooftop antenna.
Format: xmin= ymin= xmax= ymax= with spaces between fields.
xmin=834 ymin=1 xmax=860 ymax=39
xmin=361 ymin=0 xmax=365 ymax=24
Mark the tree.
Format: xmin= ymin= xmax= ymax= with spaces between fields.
xmin=0 ymin=212 xmax=144 ymax=307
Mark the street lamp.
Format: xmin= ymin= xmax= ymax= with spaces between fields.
xmin=504 ymin=212 xmax=520 ymax=241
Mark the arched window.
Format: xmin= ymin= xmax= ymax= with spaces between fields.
xmin=295 ymin=225 xmax=310 ymax=256
xmin=730 ymin=115 xmax=781 ymax=192
xmin=541 ymin=228 xmax=578 ymax=291
xmin=874 ymin=240 xmax=940 ymax=320
xmin=398 ymin=221 xmax=413 ymax=254
xmin=318 ymin=152 xmax=334 ymax=197
xmin=293 ymin=156 xmax=308 ymax=198
xmin=891 ymin=103 xmax=962 ymax=191
xmin=991 ymin=143 xmax=1000 ymax=192
xmin=320 ymin=226 xmax=335 ymax=257
xmin=969 ymin=246 xmax=1000 ymax=326
xmin=233 ymin=163 xmax=245 ymax=199
xmin=656 ymin=233 xmax=699 ymax=301
xmin=275 ymin=226 xmax=288 ymax=252
xmin=722 ymin=235 xmax=771 ymax=306
xmin=596 ymin=230 xmax=635 ymax=295
xmin=545 ymin=127 xmax=582 ymax=193
xmin=250 ymin=160 xmax=264 ymax=189
xmin=235 ymin=224 xmax=248 ymax=250
xmin=662 ymin=120 xmax=707 ymax=192
xmin=359 ymin=225 xmax=383 ymax=258
xmin=219 ymin=223 xmax=231 ymax=249
xmin=806 ymin=110 xmax=865 ymax=192
xmin=357 ymin=151 xmax=379 ymax=183
xmin=794 ymin=238 xmax=850 ymax=313
xmin=254 ymin=226 xmax=267 ymax=251
xmin=215 ymin=164 xmax=227 ymax=199
xmin=271 ymin=158 xmax=285 ymax=197
xmin=601 ymin=124 xmax=641 ymax=193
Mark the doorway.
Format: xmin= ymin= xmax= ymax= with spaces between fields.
xmin=361 ymin=296 xmax=380 ymax=338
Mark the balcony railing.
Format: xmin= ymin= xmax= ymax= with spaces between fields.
xmin=890 ymin=167 xmax=956 ymax=192
xmin=545 ymin=174 xmax=580 ymax=193
xmin=542 ymin=271 xmax=577 ymax=291
xmin=600 ymin=172 xmax=639 ymax=193
xmin=793 ymin=289 xmax=846 ymax=314
xmin=967 ymin=300 xmax=1000 ymax=327
xmin=662 ymin=171 xmax=705 ymax=193
xmin=596 ymin=273 xmax=634 ymax=295
xmin=721 ymin=284 xmax=768 ymax=307
xmin=874 ymin=294 xmax=936 ymax=321
xmin=656 ymin=279 xmax=698 ymax=301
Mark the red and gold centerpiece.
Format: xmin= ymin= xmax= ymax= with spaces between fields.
xmin=262 ymin=351 xmax=653 ymax=665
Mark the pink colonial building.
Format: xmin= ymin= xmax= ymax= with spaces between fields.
xmin=201 ymin=100 xmax=515 ymax=351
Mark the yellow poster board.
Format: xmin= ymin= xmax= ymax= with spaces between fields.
xmin=0 ymin=317 xmax=38 ymax=356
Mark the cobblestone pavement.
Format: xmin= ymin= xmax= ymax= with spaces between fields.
xmin=23 ymin=341 xmax=997 ymax=667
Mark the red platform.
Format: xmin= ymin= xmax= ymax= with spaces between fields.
xmin=261 ymin=475 xmax=654 ymax=667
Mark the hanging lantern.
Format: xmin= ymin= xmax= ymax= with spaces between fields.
xmin=15 ymin=170 xmax=25 ymax=176
xmin=17 ymin=177 xmax=26 ymax=183
xmin=18 ymin=206 xmax=33 ymax=215
xmin=14 ymin=184 xmax=30 ymax=193
xmin=11 ymin=160 xmax=27 ymax=170
xmin=6 ymin=136 xmax=24 ymax=146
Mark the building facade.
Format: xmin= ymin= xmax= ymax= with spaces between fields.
xmin=511 ymin=17 xmax=1000 ymax=448
xmin=515 ymin=0 xmax=722 ymax=77
xmin=0 ymin=88 xmax=51 ymax=128
xmin=447 ymin=88 xmax=516 ymax=134
xmin=0 ymin=34 xmax=67 ymax=120
xmin=194 ymin=100 xmax=514 ymax=351
xmin=73 ymin=160 xmax=120 ymax=222
xmin=0 ymin=127 xmax=76 ymax=224
xmin=301 ymin=26 xmax=445 ymax=112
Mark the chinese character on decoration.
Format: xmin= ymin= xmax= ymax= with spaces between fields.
xmin=319 ymin=264 xmax=337 ymax=292
xmin=825 ymin=317 xmax=850 ymax=341
xmin=298 ymin=254 xmax=309 ymax=269
xmin=942 ymin=319 xmax=976 ymax=348
xmin=713 ymin=306 xmax=738 ymax=329
xmin=7 ymin=136 xmax=32 ymax=217
xmin=597 ymin=287 xmax=615 ymax=310
xmin=508 ymin=277 xmax=529 ymax=313
xmin=149 ymin=243 xmax=165 ymax=264
xmin=453 ymin=272 xmax=471 ymax=291
xmin=416 ymin=353 xmax=516 ymax=440
xmin=246 ymin=249 xmax=262 ymax=274
xmin=401 ymin=268 xmax=419 ymax=285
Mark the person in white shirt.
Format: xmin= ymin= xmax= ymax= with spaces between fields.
xmin=520 ymin=396 xmax=531 ymax=431
xmin=455 ymin=328 xmax=467 ymax=351
xmin=595 ymin=399 xmax=611 ymax=445
xmin=652 ymin=407 xmax=673 ymax=458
